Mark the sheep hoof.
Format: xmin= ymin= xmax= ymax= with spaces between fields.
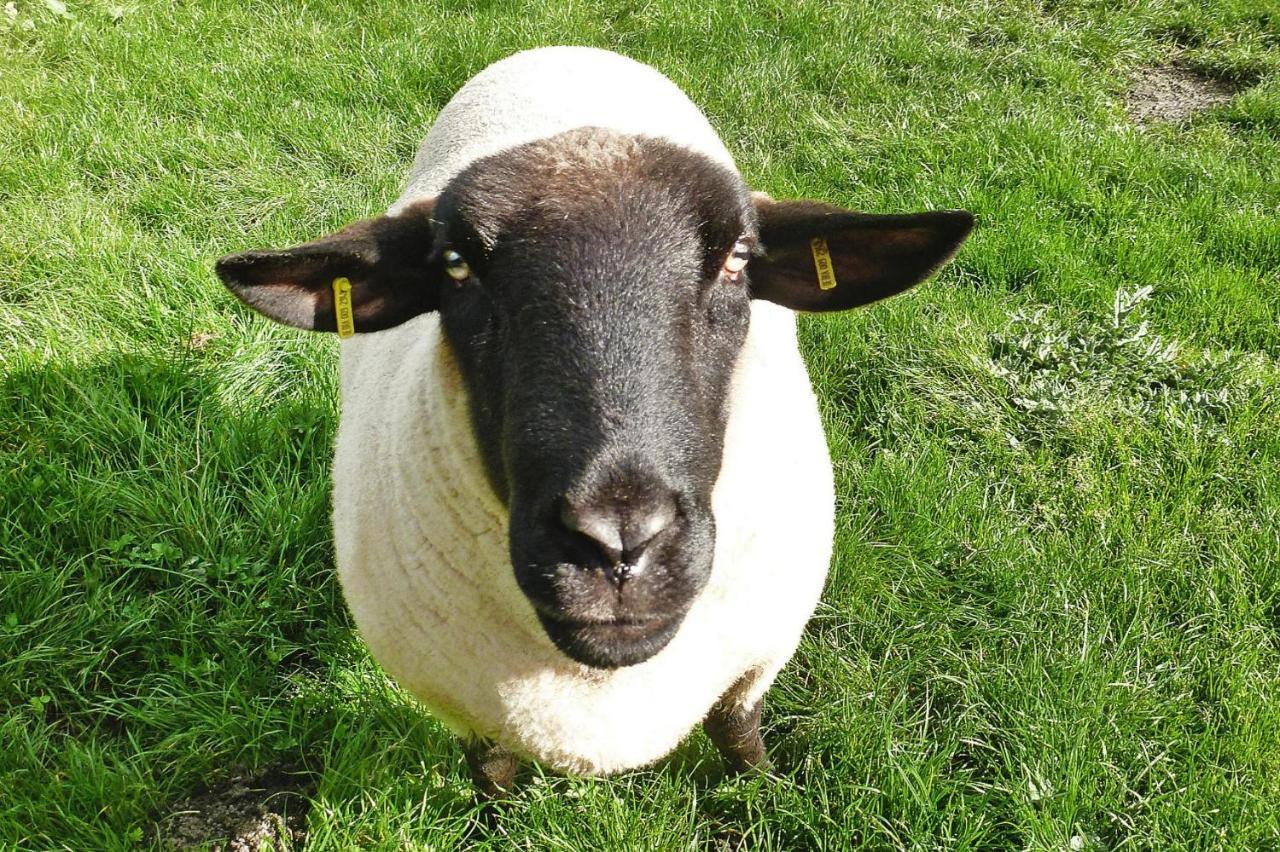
xmin=464 ymin=738 xmax=520 ymax=801
xmin=703 ymin=695 xmax=770 ymax=777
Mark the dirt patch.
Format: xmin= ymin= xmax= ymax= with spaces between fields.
xmin=187 ymin=330 xmax=220 ymax=350
xmin=1126 ymin=63 xmax=1236 ymax=124
xmin=153 ymin=767 xmax=311 ymax=851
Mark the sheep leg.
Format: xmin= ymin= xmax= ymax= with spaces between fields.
xmin=703 ymin=690 xmax=770 ymax=775
xmin=463 ymin=738 xmax=520 ymax=800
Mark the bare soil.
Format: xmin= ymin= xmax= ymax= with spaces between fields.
xmin=1126 ymin=63 xmax=1236 ymax=124
xmin=152 ymin=768 xmax=311 ymax=851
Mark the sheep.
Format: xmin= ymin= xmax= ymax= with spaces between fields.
xmin=215 ymin=46 xmax=973 ymax=795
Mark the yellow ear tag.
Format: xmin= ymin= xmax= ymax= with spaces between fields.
xmin=332 ymin=277 xmax=355 ymax=339
xmin=810 ymin=237 xmax=837 ymax=291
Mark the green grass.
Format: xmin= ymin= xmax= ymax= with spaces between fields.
xmin=2 ymin=0 xmax=1278 ymax=848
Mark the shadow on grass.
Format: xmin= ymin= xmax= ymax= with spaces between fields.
xmin=0 ymin=349 xmax=421 ymax=844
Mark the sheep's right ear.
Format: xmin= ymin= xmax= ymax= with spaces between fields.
xmin=215 ymin=199 xmax=439 ymax=333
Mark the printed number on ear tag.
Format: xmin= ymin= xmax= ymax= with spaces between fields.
xmin=810 ymin=237 xmax=837 ymax=291
xmin=333 ymin=277 xmax=355 ymax=338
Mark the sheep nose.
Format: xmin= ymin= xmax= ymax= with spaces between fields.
xmin=558 ymin=493 xmax=677 ymax=579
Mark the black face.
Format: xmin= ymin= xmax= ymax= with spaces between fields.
xmin=433 ymin=130 xmax=757 ymax=668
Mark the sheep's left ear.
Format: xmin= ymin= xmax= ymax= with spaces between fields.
xmin=215 ymin=199 xmax=439 ymax=333
xmin=749 ymin=198 xmax=975 ymax=312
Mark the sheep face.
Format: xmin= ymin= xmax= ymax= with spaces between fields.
xmin=433 ymin=130 xmax=756 ymax=668
xmin=215 ymin=128 xmax=974 ymax=671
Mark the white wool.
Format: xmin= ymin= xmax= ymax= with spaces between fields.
xmin=390 ymin=47 xmax=736 ymax=212
xmin=333 ymin=47 xmax=834 ymax=775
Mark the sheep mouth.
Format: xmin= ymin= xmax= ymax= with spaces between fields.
xmin=535 ymin=610 xmax=685 ymax=669
xmin=513 ymin=547 xmax=712 ymax=668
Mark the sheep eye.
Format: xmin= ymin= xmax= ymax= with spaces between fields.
xmin=443 ymin=250 xmax=472 ymax=282
xmin=722 ymin=240 xmax=751 ymax=278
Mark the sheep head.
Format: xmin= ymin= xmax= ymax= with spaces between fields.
xmin=216 ymin=127 xmax=973 ymax=669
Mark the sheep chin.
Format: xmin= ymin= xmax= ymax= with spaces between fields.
xmin=534 ymin=610 xmax=688 ymax=670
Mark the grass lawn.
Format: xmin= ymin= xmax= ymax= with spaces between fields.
xmin=2 ymin=0 xmax=1278 ymax=848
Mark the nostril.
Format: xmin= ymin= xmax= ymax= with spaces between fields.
xmin=623 ymin=497 xmax=676 ymax=557
xmin=557 ymin=492 xmax=679 ymax=571
xmin=558 ymin=499 xmax=624 ymax=564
